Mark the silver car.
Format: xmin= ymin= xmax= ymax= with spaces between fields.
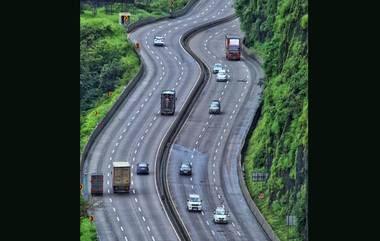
xmin=213 ymin=63 xmax=223 ymax=74
xmin=209 ymin=100 xmax=221 ymax=114
xmin=216 ymin=69 xmax=228 ymax=82
xmin=153 ymin=36 xmax=164 ymax=46
xmin=213 ymin=206 xmax=229 ymax=224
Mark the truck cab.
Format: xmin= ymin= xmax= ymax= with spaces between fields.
xmin=225 ymin=35 xmax=241 ymax=60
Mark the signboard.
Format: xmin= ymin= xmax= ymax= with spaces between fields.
xmin=252 ymin=172 xmax=269 ymax=182
xmin=286 ymin=215 xmax=296 ymax=226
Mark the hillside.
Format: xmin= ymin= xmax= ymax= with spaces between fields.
xmin=80 ymin=2 xmax=188 ymax=240
xmin=235 ymin=0 xmax=308 ymax=240
xmin=80 ymin=2 xmax=189 ymax=153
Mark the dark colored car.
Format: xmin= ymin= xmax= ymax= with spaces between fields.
xmin=136 ymin=163 xmax=149 ymax=175
xmin=209 ymin=100 xmax=221 ymax=114
xmin=179 ymin=162 xmax=192 ymax=175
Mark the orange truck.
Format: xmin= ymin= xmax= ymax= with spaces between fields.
xmin=225 ymin=35 xmax=241 ymax=60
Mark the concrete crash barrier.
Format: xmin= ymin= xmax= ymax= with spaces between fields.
xmin=127 ymin=0 xmax=200 ymax=33
xmin=155 ymin=13 xmax=241 ymax=241
xmin=241 ymin=43 xmax=264 ymax=66
xmin=80 ymin=48 xmax=144 ymax=181
xmin=236 ymin=49 xmax=280 ymax=241
xmin=237 ymin=155 xmax=281 ymax=241
xmin=80 ymin=0 xmax=200 ymax=179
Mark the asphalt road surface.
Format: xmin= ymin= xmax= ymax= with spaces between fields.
xmin=167 ymin=18 xmax=270 ymax=241
xmin=82 ymin=1 xmax=238 ymax=241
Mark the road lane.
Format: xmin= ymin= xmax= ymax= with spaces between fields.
xmin=82 ymin=1 xmax=236 ymax=240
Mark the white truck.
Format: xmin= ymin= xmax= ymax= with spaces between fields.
xmin=187 ymin=194 xmax=202 ymax=211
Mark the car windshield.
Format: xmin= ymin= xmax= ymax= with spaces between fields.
xmin=216 ymin=209 xmax=225 ymax=215
xmin=181 ymin=164 xmax=190 ymax=169
xmin=190 ymin=197 xmax=200 ymax=202
xmin=214 ymin=64 xmax=222 ymax=68
xmin=139 ymin=164 xmax=148 ymax=167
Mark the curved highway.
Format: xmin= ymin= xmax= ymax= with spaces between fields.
xmin=167 ymin=18 xmax=269 ymax=241
xmin=82 ymin=1 xmax=238 ymax=241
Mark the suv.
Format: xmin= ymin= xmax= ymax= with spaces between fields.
xmin=213 ymin=206 xmax=229 ymax=224
xmin=216 ymin=69 xmax=228 ymax=82
xmin=213 ymin=63 xmax=223 ymax=74
xmin=153 ymin=36 xmax=164 ymax=46
xmin=179 ymin=162 xmax=192 ymax=175
xmin=209 ymin=100 xmax=221 ymax=114
xmin=136 ymin=163 xmax=149 ymax=175
xmin=187 ymin=194 xmax=202 ymax=211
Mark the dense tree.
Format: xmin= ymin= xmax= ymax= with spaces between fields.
xmin=236 ymin=0 xmax=308 ymax=240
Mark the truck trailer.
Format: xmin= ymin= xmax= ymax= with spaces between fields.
xmin=112 ymin=162 xmax=131 ymax=193
xmin=90 ymin=173 xmax=104 ymax=195
xmin=161 ymin=90 xmax=176 ymax=115
xmin=225 ymin=35 xmax=241 ymax=60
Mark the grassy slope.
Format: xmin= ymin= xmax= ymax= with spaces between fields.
xmin=80 ymin=1 xmax=189 ymax=153
xmin=80 ymin=8 xmax=140 ymax=153
xmin=80 ymin=2 xmax=188 ymax=240
xmin=236 ymin=0 xmax=308 ymax=240
xmin=80 ymin=193 xmax=97 ymax=241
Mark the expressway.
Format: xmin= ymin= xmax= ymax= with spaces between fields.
xmin=82 ymin=1 xmax=238 ymax=241
xmin=167 ymin=17 xmax=269 ymax=241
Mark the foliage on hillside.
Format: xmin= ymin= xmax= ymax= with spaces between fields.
xmin=80 ymin=193 xmax=97 ymax=241
xmin=236 ymin=0 xmax=308 ymax=240
xmin=80 ymin=0 xmax=189 ymax=153
xmin=80 ymin=8 xmax=140 ymax=153
xmin=81 ymin=0 xmax=189 ymax=22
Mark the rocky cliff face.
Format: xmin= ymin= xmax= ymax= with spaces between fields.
xmin=236 ymin=0 xmax=308 ymax=240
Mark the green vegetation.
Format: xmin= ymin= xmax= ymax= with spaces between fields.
xmin=236 ymin=0 xmax=308 ymax=240
xmin=80 ymin=8 xmax=140 ymax=153
xmin=81 ymin=1 xmax=189 ymax=22
xmin=80 ymin=2 xmax=189 ymax=237
xmin=80 ymin=1 xmax=189 ymax=153
xmin=80 ymin=193 xmax=97 ymax=241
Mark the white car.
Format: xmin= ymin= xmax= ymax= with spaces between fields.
xmin=213 ymin=206 xmax=229 ymax=224
xmin=153 ymin=36 xmax=164 ymax=46
xmin=187 ymin=194 xmax=202 ymax=211
xmin=216 ymin=69 xmax=228 ymax=82
xmin=213 ymin=63 xmax=223 ymax=74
